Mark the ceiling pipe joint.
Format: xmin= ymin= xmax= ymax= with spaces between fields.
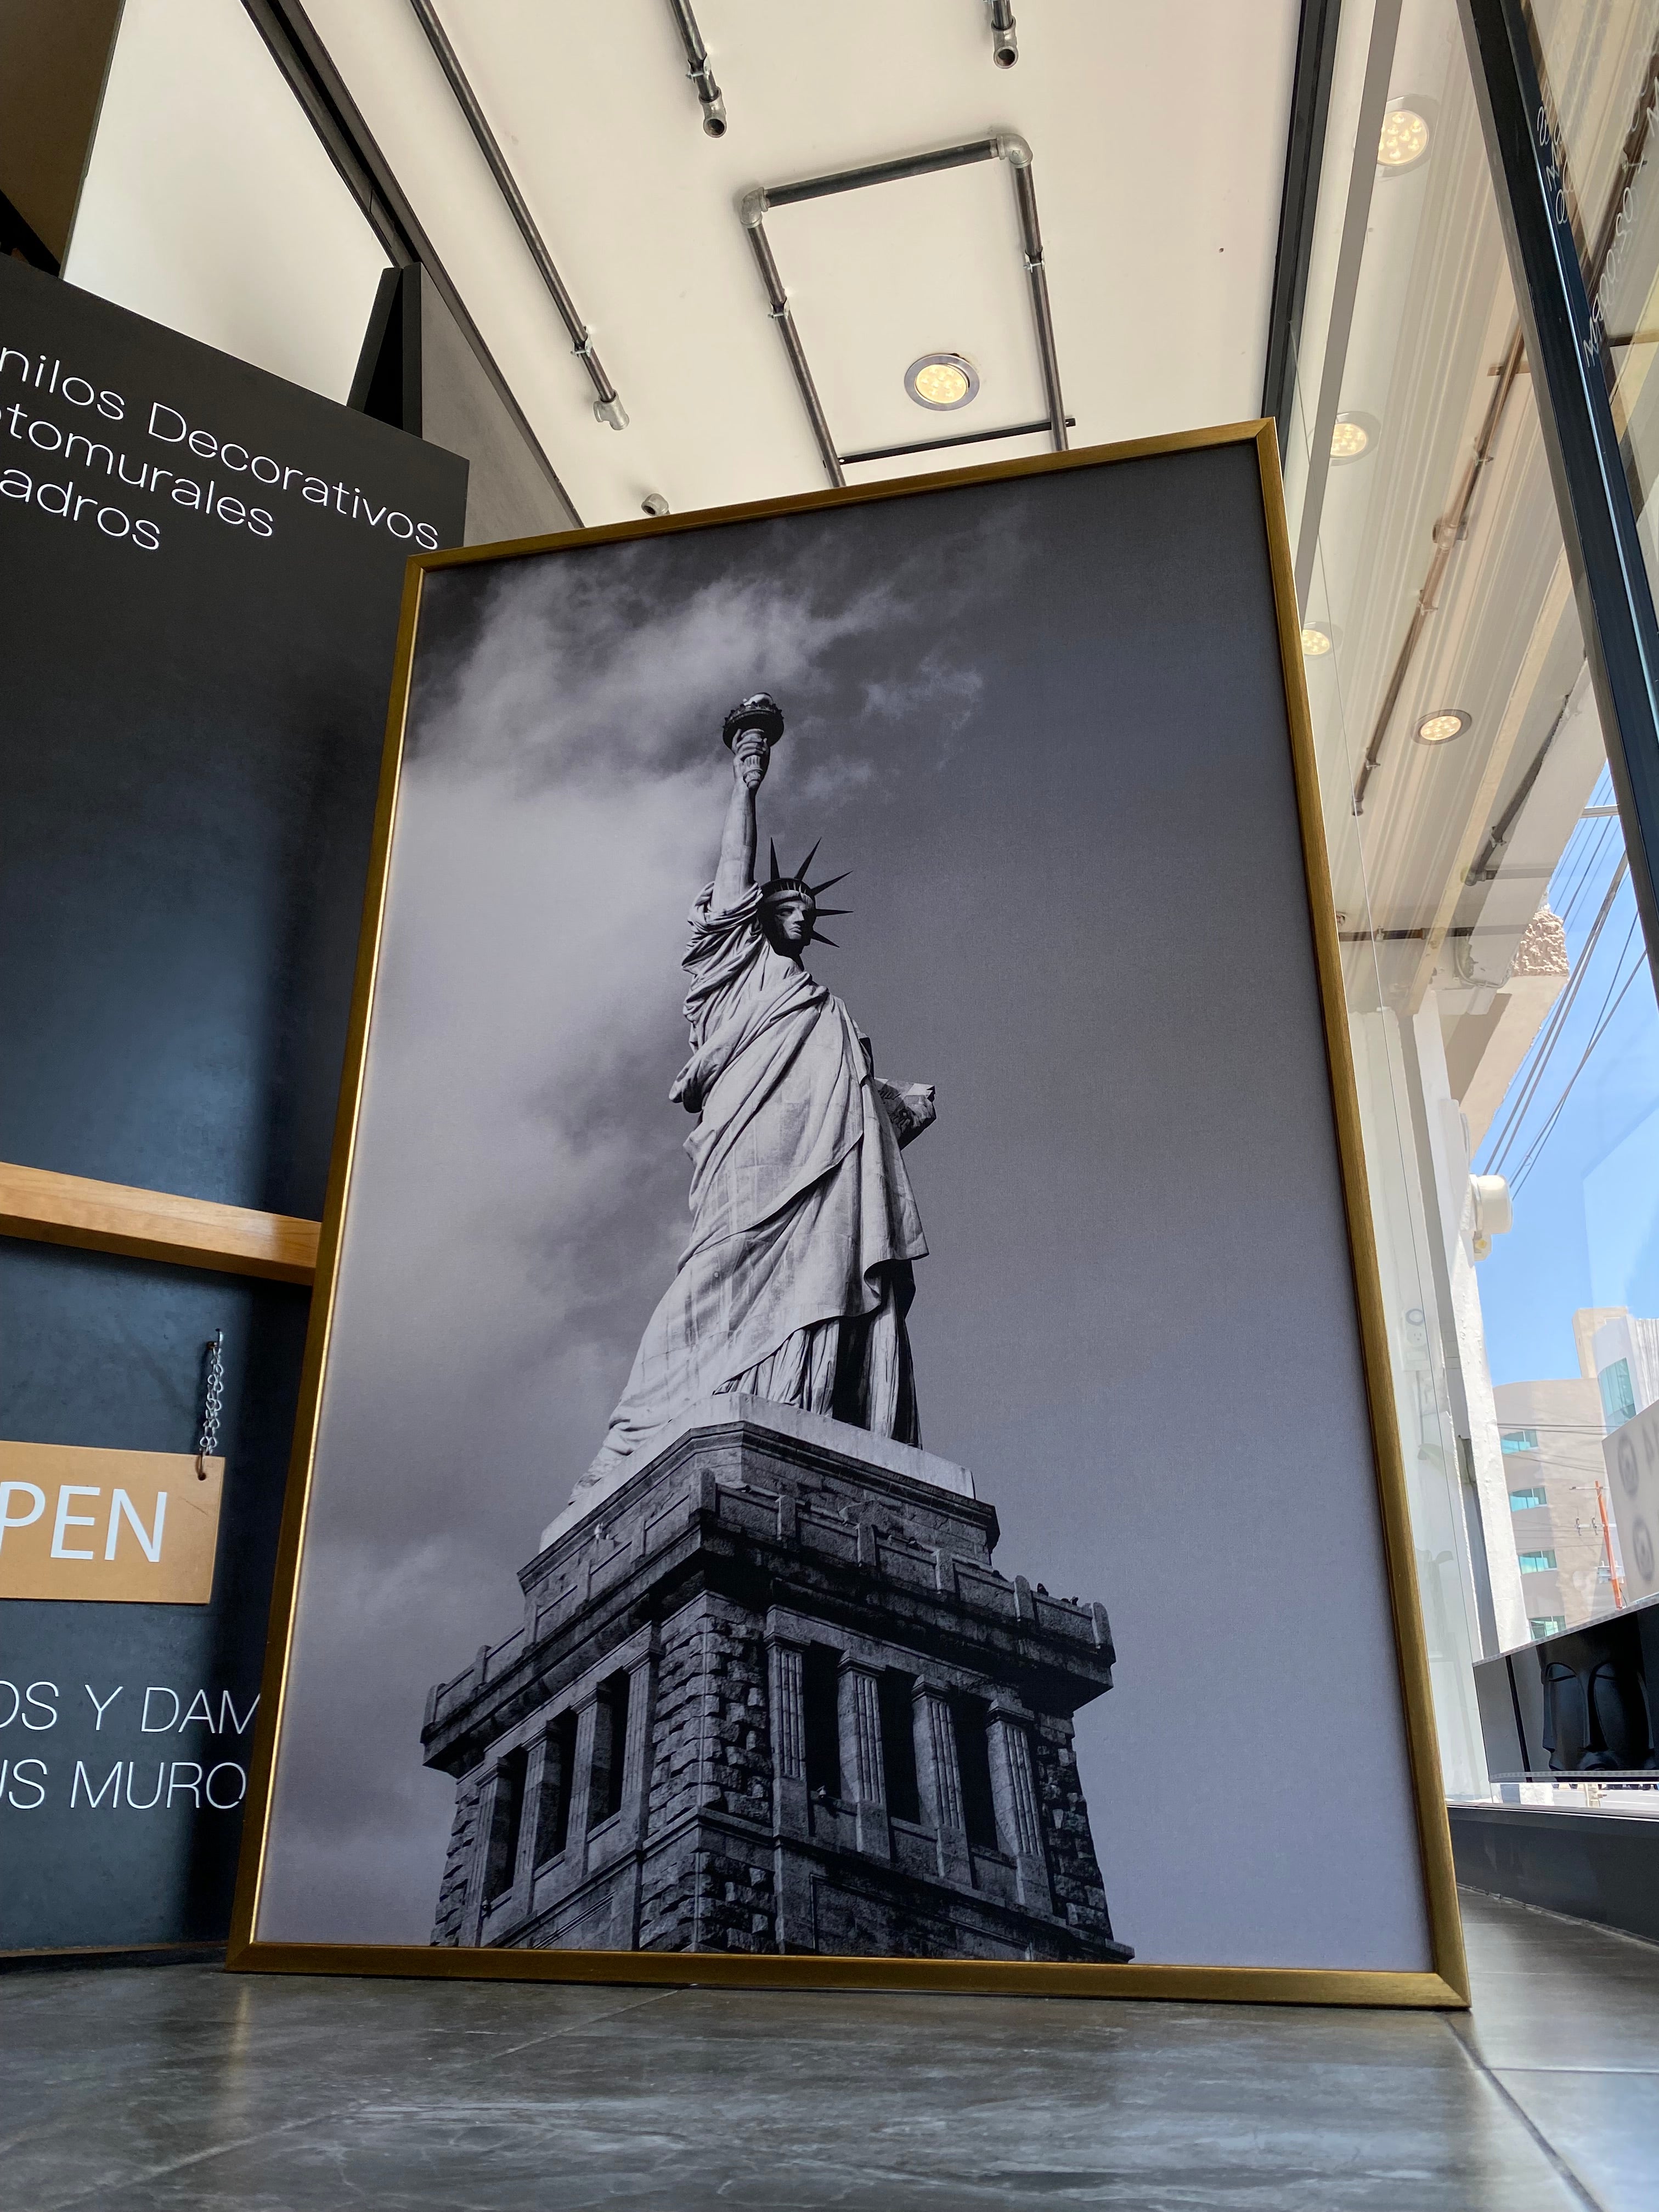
xmin=664 ymin=0 xmax=726 ymax=136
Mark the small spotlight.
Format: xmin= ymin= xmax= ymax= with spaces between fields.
xmin=1302 ymin=627 xmax=1334 ymax=657
xmin=1415 ymin=708 xmax=1471 ymax=745
xmin=905 ymin=353 xmax=979 ymax=411
xmin=1330 ymin=416 xmax=1370 ymax=460
xmin=1378 ymin=108 xmax=1431 ymax=170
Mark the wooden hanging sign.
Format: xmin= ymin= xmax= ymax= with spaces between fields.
xmin=0 ymin=1440 xmax=223 ymax=1604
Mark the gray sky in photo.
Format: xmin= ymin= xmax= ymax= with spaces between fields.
xmin=258 ymin=447 xmax=1431 ymax=1971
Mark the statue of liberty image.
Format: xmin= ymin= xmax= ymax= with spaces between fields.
xmin=569 ymin=693 xmax=936 ymax=1518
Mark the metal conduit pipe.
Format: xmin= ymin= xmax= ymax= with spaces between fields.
xmin=664 ymin=0 xmax=726 ymax=136
xmin=406 ymin=0 xmax=628 ymax=428
xmin=761 ymin=137 xmax=1012 ymax=208
xmin=1000 ymin=135 xmax=1068 ymax=451
xmin=1350 ymin=329 xmax=1523 ymax=813
xmin=987 ymin=0 xmax=1019 ymax=67
xmin=1465 ymin=689 xmax=1576 ymax=883
xmin=739 ymin=197 xmax=844 ymax=488
xmin=238 ymin=0 xmax=581 ymax=522
xmin=742 ymin=133 xmax=1066 ymax=484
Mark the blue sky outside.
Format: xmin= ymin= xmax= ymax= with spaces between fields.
xmin=1477 ymin=766 xmax=1659 ymax=1385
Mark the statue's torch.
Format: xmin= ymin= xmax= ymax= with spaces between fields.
xmin=723 ymin=692 xmax=785 ymax=758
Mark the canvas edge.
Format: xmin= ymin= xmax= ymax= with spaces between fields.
xmin=226 ymin=553 xmax=427 ymax=1962
xmin=227 ymin=421 xmax=1469 ymax=2007
xmin=1252 ymin=420 xmax=1469 ymax=2008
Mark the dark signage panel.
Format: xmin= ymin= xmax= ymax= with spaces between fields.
xmin=0 ymin=258 xmax=469 ymax=1952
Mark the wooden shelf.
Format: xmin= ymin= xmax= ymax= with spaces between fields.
xmin=0 ymin=1162 xmax=319 ymax=1284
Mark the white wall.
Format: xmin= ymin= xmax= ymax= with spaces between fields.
xmin=64 ymin=0 xmax=387 ymax=401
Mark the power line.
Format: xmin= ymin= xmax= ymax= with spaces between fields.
xmin=1486 ymin=854 xmax=1629 ymax=1175
xmin=1511 ymin=941 xmax=1650 ymax=1194
xmin=1555 ymin=812 xmax=1614 ymax=932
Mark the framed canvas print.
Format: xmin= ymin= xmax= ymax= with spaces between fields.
xmin=230 ymin=424 xmax=1466 ymax=2003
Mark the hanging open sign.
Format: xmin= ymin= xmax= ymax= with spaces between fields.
xmin=0 ymin=1441 xmax=223 ymax=1604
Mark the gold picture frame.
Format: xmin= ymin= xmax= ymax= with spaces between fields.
xmin=228 ymin=421 xmax=1469 ymax=2007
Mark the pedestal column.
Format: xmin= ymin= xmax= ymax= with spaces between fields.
xmin=915 ymin=1684 xmax=972 ymax=1884
xmin=510 ymin=1733 xmax=549 ymax=1918
xmin=988 ymin=1704 xmax=1051 ymax=1911
xmin=839 ymin=1659 xmax=889 ymax=1861
xmin=768 ymin=1635 xmax=811 ymax=1945
xmin=458 ymin=1767 xmax=502 ymax=1946
xmin=568 ymin=1695 xmax=599 ymax=1883
xmin=617 ymin=1652 xmax=655 ymax=1945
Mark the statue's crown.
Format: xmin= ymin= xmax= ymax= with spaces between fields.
xmin=759 ymin=840 xmax=850 ymax=947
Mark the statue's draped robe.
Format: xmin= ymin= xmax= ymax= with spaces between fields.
xmin=576 ymin=882 xmax=926 ymax=1498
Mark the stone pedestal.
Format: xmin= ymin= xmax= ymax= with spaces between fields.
xmin=422 ymin=1401 xmax=1132 ymax=1962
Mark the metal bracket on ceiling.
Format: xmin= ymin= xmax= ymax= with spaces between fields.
xmin=406 ymin=0 xmax=628 ymax=430
xmin=738 ymin=134 xmax=1068 ymax=489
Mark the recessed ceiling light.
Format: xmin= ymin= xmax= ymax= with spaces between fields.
xmin=1302 ymin=626 xmax=1335 ymax=657
xmin=905 ymin=354 xmax=979 ymax=411
xmin=1378 ymin=107 xmax=1431 ymax=170
xmin=1415 ymin=708 xmax=1471 ymax=744
xmin=1330 ymin=416 xmax=1371 ymax=460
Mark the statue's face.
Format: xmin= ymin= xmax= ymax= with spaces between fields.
xmin=763 ymin=893 xmax=814 ymax=953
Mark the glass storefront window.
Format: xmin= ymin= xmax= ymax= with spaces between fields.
xmin=1285 ymin=0 xmax=1659 ymax=1800
xmin=1532 ymin=2 xmax=1659 ymax=602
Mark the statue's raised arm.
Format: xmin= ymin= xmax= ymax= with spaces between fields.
xmin=713 ymin=694 xmax=785 ymax=913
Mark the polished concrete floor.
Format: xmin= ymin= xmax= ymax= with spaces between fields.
xmin=3 ymin=1890 xmax=1655 ymax=2211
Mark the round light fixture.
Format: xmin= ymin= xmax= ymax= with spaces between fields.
xmin=1379 ymin=108 xmax=1430 ymax=167
xmin=905 ymin=353 xmax=980 ymax=411
xmin=1302 ymin=626 xmax=1335 ymax=657
xmin=1330 ymin=416 xmax=1371 ymax=460
xmin=1415 ymin=708 xmax=1471 ymax=745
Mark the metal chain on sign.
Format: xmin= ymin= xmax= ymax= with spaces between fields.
xmin=196 ymin=1329 xmax=225 ymax=1480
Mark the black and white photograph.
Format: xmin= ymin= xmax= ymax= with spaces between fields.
xmin=249 ymin=432 xmax=1441 ymax=1980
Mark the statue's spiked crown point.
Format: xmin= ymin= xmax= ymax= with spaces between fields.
xmin=759 ymin=841 xmax=851 ymax=947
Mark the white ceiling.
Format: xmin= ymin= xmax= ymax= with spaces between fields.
xmin=289 ymin=0 xmax=1303 ymax=524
